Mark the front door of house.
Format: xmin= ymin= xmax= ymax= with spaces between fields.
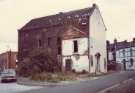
xmin=65 ymin=59 xmax=72 ymax=71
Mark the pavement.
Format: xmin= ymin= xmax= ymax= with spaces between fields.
xmin=0 ymin=83 xmax=41 ymax=93
xmin=17 ymin=75 xmax=99 ymax=86
xmin=0 ymin=71 xmax=135 ymax=93
xmin=16 ymin=71 xmax=135 ymax=93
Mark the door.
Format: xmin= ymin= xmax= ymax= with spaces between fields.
xmin=65 ymin=59 xmax=72 ymax=71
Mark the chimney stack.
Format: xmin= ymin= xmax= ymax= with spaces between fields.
xmin=114 ymin=38 xmax=117 ymax=44
xmin=106 ymin=40 xmax=110 ymax=45
xmin=133 ymin=38 xmax=135 ymax=42
xmin=124 ymin=40 xmax=127 ymax=43
xmin=93 ymin=3 xmax=96 ymax=7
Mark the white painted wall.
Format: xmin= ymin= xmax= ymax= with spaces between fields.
xmin=62 ymin=37 xmax=89 ymax=72
xmin=62 ymin=38 xmax=88 ymax=56
xmin=116 ymin=47 xmax=135 ymax=70
xmin=108 ymin=52 xmax=113 ymax=61
xmin=62 ymin=7 xmax=107 ymax=73
xmin=62 ymin=56 xmax=89 ymax=72
xmin=89 ymin=7 xmax=107 ymax=73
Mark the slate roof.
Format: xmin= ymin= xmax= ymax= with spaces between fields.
xmin=108 ymin=40 xmax=135 ymax=51
xmin=19 ymin=4 xmax=96 ymax=31
xmin=116 ymin=41 xmax=135 ymax=49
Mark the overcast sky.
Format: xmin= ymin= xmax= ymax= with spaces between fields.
xmin=0 ymin=0 xmax=135 ymax=53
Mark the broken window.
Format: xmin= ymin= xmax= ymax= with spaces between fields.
xmin=58 ymin=47 xmax=61 ymax=55
xmin=73 ymin=40 xmax=78 ymax=53
xmin=38 ymin=39 xmax=42 ymax=48
xmin=57 ymin=37 xmax=61 ymax=45
xmin=48 ymin=37 xmax=51 ymax=46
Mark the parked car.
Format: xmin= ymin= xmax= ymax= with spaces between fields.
xmin=1 ymin=69 xmax=16 ymax=83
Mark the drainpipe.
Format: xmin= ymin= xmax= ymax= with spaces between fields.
xmin=88 ymin=17 xmax=91 ymax=73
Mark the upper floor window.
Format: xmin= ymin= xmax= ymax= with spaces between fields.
xmin=67 ymin=16 xmax=71 ymax=19
xmin=48 ymin=37 xmax=51 ymax=46
xmin=57 ymin=37 xmax=61 ymax=46
xmin=75 ymin=14 xmax=79 ymax=18
xmin=58 ymin=18 xmax=62 ymax=21
xmin=25 ymin=33 xmax=29 ymax=38
xmin=123 ymin=49 xmax=125 ymax=57
xmin=58 ymin=47 xmax=61 ymax=55
xmin=38 ymin=39 xmax=42 ymax=48
xmin=73 ymin=40 xmax=78 ymax=53
xmin=130 ymin=48 xmax=133 ymax=57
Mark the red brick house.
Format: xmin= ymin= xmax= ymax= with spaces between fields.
xmin=0 ymin=51 xmax=17 ymax=72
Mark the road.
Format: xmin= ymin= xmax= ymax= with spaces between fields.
xmin=17 ymin=71 xmax=135 ymax=93
xmin=0 ymin=83 xmax=41 ymax=93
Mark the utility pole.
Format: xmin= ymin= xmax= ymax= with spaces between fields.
xmin=8 ymin=49 xmax=11 ymax=69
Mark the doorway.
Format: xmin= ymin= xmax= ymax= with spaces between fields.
xmin=65 ymin=59 xmax=72 ymax=71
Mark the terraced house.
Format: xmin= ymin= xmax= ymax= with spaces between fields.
xmin=107 ymin=39 xmax=135 ymax=70
xmin=18 ymin=4 xmax=107 ymax=73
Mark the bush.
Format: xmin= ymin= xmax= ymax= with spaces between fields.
xmin=30 ymin=72 xmax=53 ymax=81
xmin=30 ymin=72 xmax=75 ymax=82
xmin=81 ymin=70 xmax=88 ymax=74
xmin=18 ymin=48 xmax=60 ymax=77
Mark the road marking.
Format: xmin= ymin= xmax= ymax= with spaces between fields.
xmin=97 ymin=84 xmax=120 ymax=93
xmin=97 ymin=78 xmax=133 ymax=93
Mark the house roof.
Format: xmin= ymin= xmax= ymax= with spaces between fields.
xmin=116 ymin=41 xmax=135 ymax=49
xmin=19 ymin=4 xmax=97 ymax=31
xmin=0 ymin=51 xmax=17 ymax=57
xmin=108 ymin=40 xmax=135 ymax=51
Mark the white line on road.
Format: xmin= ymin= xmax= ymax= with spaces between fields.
xmin=97 ymin=78 xmax=133 ymax=93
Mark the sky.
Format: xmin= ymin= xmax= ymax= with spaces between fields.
xmin=0 ymin=0 xmax=135 ymax=53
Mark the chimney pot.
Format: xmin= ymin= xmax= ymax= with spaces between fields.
xmin=114 ymin=39 xmax=117 ymax=43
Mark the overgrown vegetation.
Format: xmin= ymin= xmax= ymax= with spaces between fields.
xmin=30 ymin=72 xmax=76 ymax=82
xmin=18 ymin=48 xmax=61 ymax=77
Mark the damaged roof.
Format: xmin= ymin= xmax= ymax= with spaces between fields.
xmin=19 ymin=4 xmax=97 ymax=31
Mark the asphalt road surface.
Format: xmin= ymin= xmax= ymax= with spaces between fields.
xmin=17 ymin=71 xmax=135 ymax=93
xmin=0 ymin=83 xmax=41 ymax=93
